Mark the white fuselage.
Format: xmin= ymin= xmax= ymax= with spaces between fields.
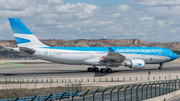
xmin=33 ymin=48 xmax=171 ymax=67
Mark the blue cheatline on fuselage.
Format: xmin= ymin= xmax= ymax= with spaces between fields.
xmin=40 ymin=47 xmax=169 ymax=56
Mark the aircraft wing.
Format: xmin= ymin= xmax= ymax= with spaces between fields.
xmin=101 ymin=52 xmax=126 ymax=63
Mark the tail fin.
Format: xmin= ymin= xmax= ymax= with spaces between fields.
xmin=8 ymin=18 xmax=48 ymax=48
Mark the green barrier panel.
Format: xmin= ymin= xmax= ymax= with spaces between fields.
xmin=41 ymin=79 xmax=43 ymax=83
xmin=87 ymin=78 xmax=89 ymax=82
xmin=32 ymin=79 xmax=33 ymax=83
xmin=153 ymin=76 xmax=155 ymax=80
xmin=22 ymin=79 xmax=24 ymax=82
xmin=57 ymin=79 xmax=58 ymax=83
xmin=147 ymin=76 xmax=149 ymax=80
xmin=106 ymin=78 xmax=107 ymax=82
xmin=165 ymin=76 xmax=166 ymax=79
xmin=136 ymin=77 xmax=137 ymax=80
xmin=18 ymin=79 xmax=19 ymax=82
xmin=46 ymin=79 xmax=48 ymax=83
xmin=176 ymin=75 xmax=178 ymax=79
xmin=62 ymin=79 xmax=63 ymax=83
xmin=37 ymin=79 xmax=38 ymax=83
xmin=111 ymin=77 xmax=113 ymax=82
xmin=117 ymin=77 xmax=119 ymax=82
xmin=9 ymin=79 xmax=11 ymax=82
xmin=130 ymin=77 xmax=131 ymax=81
xmin=100 ymin=78 xmax=101 ymax=82
xmin=69 ymin=79 xmax=71 ymax=82
xmin=159 ymin=76 xmax=161 ymax=80
xmin=75 ymin=79 xmax=77 ymax=82
xmin=94 ymin=78 xmax=95 ymax=82
xmin=13 ymin=79 xmax=15 ymax=82
xmin=81 ymin=78 xmax=83 ymax=82
xmin=51 ymin=79 xmax=53 ymax=83
xmin=124 ymin=77 xmax=125 ymax=81
xmin=27 ymin=79 xmax=29 ymax=83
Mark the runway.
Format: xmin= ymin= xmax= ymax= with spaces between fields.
xmin=0 ymin=60 xmax=179 ymax=79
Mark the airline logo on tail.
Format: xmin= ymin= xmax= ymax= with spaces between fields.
xmin=8 ymin=18 xmax=48 ymax=48
xmin=14 ymin=37 xmax=31 ymax=44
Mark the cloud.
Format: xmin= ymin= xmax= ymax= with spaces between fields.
xmin=47 ymin=0 xmax=64 ymax=4
xmin=0 ymin=0 xmax=179 ymax=42
xmin=117 ymin=5 xmax=130 ymax=11
xmin=108 ymin=13 xmax=121 ymax=18
xmin=129 ymin=0 xmax=180 ymax=6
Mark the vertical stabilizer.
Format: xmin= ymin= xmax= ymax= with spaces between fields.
xmin=8 ymin=18 xmax=48 ymax=48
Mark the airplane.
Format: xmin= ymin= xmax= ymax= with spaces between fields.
xmin=8 ymin=18 xmax=178 ymax=73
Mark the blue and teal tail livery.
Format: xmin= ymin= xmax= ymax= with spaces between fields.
xmin=8 ymin=18 xmax=48 ymax=47
xmin=8 ymin=18 xmax=33 ymax=35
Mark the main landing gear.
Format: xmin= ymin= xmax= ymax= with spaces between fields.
xmin=87 ymin=65 xmax=99 ymax=72
xmin=87 ymin=65 xmax=112 ymax=73
xmin=100 ymin=68 xmax=112 ymax=73
xmin=159 ymin=63 xmax=163 ymax=70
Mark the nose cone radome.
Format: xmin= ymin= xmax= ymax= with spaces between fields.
xmin=171 ymin=53 xmax=178 ymax=60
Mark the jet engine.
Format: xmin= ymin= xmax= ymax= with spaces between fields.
xmin=125 ymin=59 xmax=145 ymax=69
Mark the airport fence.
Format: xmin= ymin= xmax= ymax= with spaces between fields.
xmin=59 ymin=79 xmax=180 ymax=101
xmin=0 ymin=80 xmax=82 ymax=100
xmin=2 ymin=91 xmax=80 ymax=101
xmin=1 ymin=78 xmax=82 ymax=92
xmin=4 ymin=74 xmax=179 ymax=84
xmin=1 ymin=79 xmax=179 ymax=101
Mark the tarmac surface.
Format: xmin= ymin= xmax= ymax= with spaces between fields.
xmin=0 ymin=60 xmax=179 ymax=79
xmin=0 ymin=60 xmax=180 ymax=100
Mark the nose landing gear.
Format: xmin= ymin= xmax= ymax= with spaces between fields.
xmin=159 ymin=63 xmax=163 ymax=70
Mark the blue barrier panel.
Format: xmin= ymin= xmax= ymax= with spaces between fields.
xmin=44 ymin=95 xmax=46 ymax=101
xmin=50 ymin=95 xmax=52 ymax=101
xmin=2 ymin=92 xmax=79 ymax=101
xmin=56 ymin=94 xmax=58 ymax=100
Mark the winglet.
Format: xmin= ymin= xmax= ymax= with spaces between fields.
xmin=108 ymin=47 xmax=115 ymax=52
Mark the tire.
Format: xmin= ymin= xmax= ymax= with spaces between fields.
xmin=159 ymin=66 xmax=163 ymax=70
xmin=107 ymin=68 xmax=112 ymax=72
xmin=100 ymin=68 xmax=106 ymax=73
xmin=93 ymin=67 xmax=99 ymax=72
xmin=87 ymin=67 xmax=93 ymax=72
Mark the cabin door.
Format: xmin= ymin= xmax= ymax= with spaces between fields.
xmin=49 ymin=49 xmax=54 ymax=56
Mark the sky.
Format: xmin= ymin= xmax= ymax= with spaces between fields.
xmin=0 ymin=0 xmax=180 ymax=42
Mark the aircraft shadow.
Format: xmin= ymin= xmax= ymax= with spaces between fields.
xmin=0 ymin=67 xmax=177 ymax=77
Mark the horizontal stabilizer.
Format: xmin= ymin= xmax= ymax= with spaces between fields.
xmin=19 ymin=47 xmax=35 ymax=55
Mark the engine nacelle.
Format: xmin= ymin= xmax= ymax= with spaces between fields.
xmin=125 ymin=59 xmax=145 ymax=69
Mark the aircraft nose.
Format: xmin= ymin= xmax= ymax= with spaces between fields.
xmin=171 ymin=53 xmax=178 ymax=60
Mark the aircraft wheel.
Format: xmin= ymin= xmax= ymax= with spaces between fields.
xmin=107 ymin=68 xmax=112 ymax=72
xmin=87 ymin=67 xmax=93 ymax=72
xmin=93 ymin=67 xmax=99 ymax=72
xmin=100 ymin=68 xmax=106 ymax=73
xmin=159 ymin=66 xmax=163 ymax=70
